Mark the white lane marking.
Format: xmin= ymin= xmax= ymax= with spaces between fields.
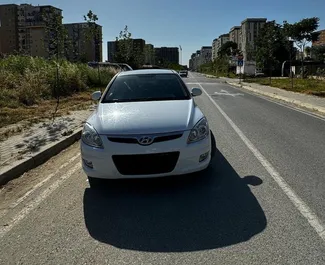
xmin=192 ymin=75 xmax=325 ymax=242
xmin=0 ymin=154 xmax=80 ymax=219
xmin=0 ymin=162 xmax=81 ymax=239
xmin=226 ymin=83 xmax=325 ymax=122
xmin=214 ymin=90 xmax=244 ymax=97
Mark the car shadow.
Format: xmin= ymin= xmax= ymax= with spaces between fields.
xmin=83 ymin=148 xmax=267 ymax=252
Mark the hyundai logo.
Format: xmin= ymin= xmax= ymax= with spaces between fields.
xmin=138 ymin=136 xmax=154 ymax=146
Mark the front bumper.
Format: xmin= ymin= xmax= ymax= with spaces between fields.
xmin=80 ymin=131 xmax=211 ymax=179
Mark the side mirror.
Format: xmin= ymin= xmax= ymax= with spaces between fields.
xmin=191 ymin=87 xmax=202 ymax=97
xmin=92 ymin=91 xmax=102 ymax=101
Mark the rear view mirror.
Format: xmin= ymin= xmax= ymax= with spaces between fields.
xmin=92 ymin=91 xmax=101 ymax=101
xmin=191 ymin=87 xmax=202 ymax=97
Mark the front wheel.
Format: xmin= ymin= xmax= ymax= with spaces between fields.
xmin=210 ymin=131 xmax=216 ymax=159
xmin=88 ymin=176 xmax=104 ymax=189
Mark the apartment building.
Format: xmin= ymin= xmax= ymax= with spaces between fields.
xmin=240 ymin=18 xmax=267 ymax=61
xmin=144 ymin=43 xmax=155 ymax=65
xmin=229 ymin=26 xmax=241 ymax=48
xmin=213 ymin=34 xmax=229 ymax=59
xmin=155 ymin=47 xmax=179 ymax=65
xmin=189 ymin=53 xmax=195 ymax=70
xmin=0 ymin=4 xmax=19 ymax=54
xmin=64 ymin=22 xmax=102 ymax=62
xmin=107 ymin=38 xmax=146 ymax=64
xmin=0 ymin=4 xmax=62 ymax=57
xmin=199 ymin=46 xmax=212 ymax=65
xmin=312 ymin=29 xmax=325 ymax=46
xmin=211 ymin=38 xmax=218 ymax=61
xmin=193 ymin=50 xmax=201 ymax=71
xmin=107 ymin=41 xmax=116 ymax=62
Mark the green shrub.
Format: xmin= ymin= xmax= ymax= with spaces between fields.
xmin=0 ymin=55 xmax=116 ymax=107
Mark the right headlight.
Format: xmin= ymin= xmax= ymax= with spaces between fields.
xmin=81 ymin=123 xmax=103 ymax=149
xmin=187 ymin=117 xmax=209 ymax=144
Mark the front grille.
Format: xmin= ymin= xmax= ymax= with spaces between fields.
xmin=112 ymin=152 xmax=180 ymax=175
xmin=108 ymin=133 xmax=183 ymax=145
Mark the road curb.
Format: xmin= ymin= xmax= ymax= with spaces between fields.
xmin=227 ymin=82 xmax=325 ymax=116
xmin=0 ymin=129 xmax=82 ymax=186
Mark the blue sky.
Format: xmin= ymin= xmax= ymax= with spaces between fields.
xmin=2 ymin=0 xmax=325 ymax=65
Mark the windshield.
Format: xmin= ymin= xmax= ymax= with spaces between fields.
xmin=102 ymin=73 xmax=191 ymax=103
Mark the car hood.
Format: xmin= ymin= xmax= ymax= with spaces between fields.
xmin=87 ymin=99 xmax=204 ymax=135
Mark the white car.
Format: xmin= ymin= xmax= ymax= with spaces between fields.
xmin=81 ymin=69 xmax=212 ymax=188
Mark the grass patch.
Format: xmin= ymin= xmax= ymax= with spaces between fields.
xmin=244 ymin=78 xmax=325 ymax=97
xmin=0 ymin=88 xmax=103 ymax=140
xmin=0 ymin=55 xmax=115 ymax=131
xmin=0 ymin=55 xmax=115 ymax=108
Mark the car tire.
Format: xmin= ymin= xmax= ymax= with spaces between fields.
xmin=210 ymin=131 xmax=216 ymax=159
xmin=88 ymin=176 xmax=104 ymax=189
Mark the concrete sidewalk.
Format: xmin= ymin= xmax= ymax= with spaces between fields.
xmin=0 ymin=107 xmax=94 ymax=185
xmin=219 ymin=77 xmax=325 ymax=116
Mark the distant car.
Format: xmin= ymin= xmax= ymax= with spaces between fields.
xmin=81 ymin=69 xmax=212 ymax=188
xmin=117 ymin=63 xmax=133 ymax=71
xmin=179 ymin=70 xmax=188 ymax=77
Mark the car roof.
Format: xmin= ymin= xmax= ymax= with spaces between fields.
xmin=118 ymin=69 xmax=176 ymax=76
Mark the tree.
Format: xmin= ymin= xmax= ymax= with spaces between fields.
xmin=310 ymin=45 xmax=325 ymax=62
xmin=114 ymin=26 xmax=145 ymax=68
xmin=84 ymin=10 xmax=102 ymax=62
xmin=217 ymin=41 xmax=238 ymax=57
xmin=42 ymin=7 xmax=70 ymax=122
xmin=283 ymin=17 xmax=320 ymax=78
xmin=255 ymin=20 xmax=290 ymax=83
xmin=246 ymin=43 xmax=257 ymax=62
xmin=42 ymin=8 xmax=70 ymax=60
xmin=83 ymin=10 xmax=102 ymax=90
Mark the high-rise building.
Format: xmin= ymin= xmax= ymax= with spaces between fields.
xmin=144 ymin=43 xmax=155 ymax=65
xmin=132 ymin=38 xmax=145 ymax=53
xmin=211 ymin=38 xmax=218 ymax=61
xmin=132 ymin=38 xmax=145 ymax=64
xmin=194 ymin=50 xmax=201 ymax=71
xmin=107 ymin=38 xmax=146 ymax=64
xmin=240 ymin=18 xmax=267 ymax=61
xmin=64 ymin=22 xmax=102 ymax=62
xmin=199 ymin=46 xmax=212 ymax=65
xmin=155 ymin=47 xmax=179 ymax=65
xmin=0 ymin=4 xmax=19 ymax=54
xmin=189 ymin=53 xmax=196 ymax=70
xmin=216 ymin=34 xmax=230 ymax=57
xmin=0 ymin=4 xmax=63 ymax=57
xmin=107 ymin=41 xmax=117 ymax=62
xmin=212 ymin=34 xmax=230 ymax=60
xmin=229 ymin=26 xmax=241 ymax=47
xmin=18 ymin=4 xmax=62 ymax=57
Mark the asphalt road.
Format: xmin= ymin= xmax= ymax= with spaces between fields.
xmin=1 ymin=72 xmax=325 ymax=265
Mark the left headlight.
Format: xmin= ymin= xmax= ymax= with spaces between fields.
xmin=81 ymin=123 xmax=103 ymax=149
xmin=187 ymin=117 xmax=209 ymax=144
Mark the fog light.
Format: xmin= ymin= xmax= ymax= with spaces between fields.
xmin=199 ymin=152 xmax=209 ymax=162
xmin=83 ymin=159 xmax=93 ymax=169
